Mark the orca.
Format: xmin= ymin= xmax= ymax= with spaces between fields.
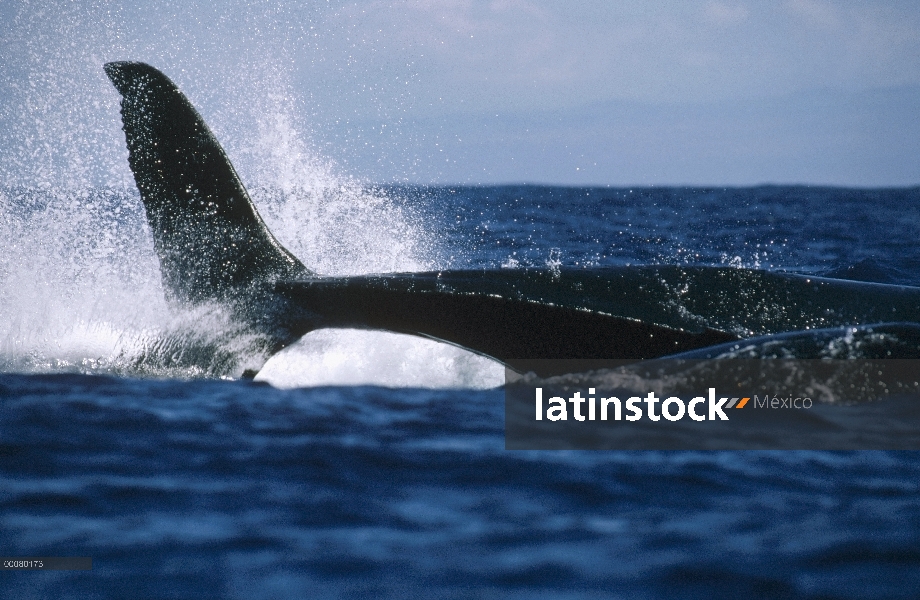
xmin=665 ymin=323 xmax=920 ymax=359
xmin=104 ymin=62 xmax=920 ymax=377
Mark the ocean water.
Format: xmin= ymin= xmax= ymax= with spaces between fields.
xmin=3 ymin=185 xmax=920 ymax=598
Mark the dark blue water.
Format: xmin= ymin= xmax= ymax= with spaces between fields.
xmin=3 ymin=185 xmax=920 ymax=598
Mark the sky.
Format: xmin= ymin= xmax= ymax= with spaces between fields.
xmin=1 ymin=0 xmax=920 ymax=187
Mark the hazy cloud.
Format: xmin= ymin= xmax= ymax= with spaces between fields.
xmin=2 ymin=0 xmax=919 ymax=185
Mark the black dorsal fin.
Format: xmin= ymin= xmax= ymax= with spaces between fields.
xmin=105 ymin=61 xmax=311 ymax=304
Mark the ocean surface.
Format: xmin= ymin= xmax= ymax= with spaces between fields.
xmin=2 ymin=185 xmax=920 ymax=598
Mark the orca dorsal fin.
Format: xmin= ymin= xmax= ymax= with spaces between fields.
xmin=105 ymin=61 xmax=311 ymax=304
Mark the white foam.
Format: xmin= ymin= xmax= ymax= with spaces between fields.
xmin=254 ymin=329 xmax=505 ymax=389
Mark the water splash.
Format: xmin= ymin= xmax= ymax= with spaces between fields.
xmin=256 ymin=329 xmax=503 ymax=390
xmin=0 ymin=1 xmax=499 ymax=387
xmin=254 ymin=185 xmax=435 ymax=276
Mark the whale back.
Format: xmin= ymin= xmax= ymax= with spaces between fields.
xmin=104 ymin=61 xmax=310 ymax=304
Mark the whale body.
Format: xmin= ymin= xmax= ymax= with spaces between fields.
xmin=103 ymin=62 xmax=920 ymax=377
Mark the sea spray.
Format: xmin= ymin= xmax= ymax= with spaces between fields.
xmin=0 ymin=0 xmax=500 ymax=386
